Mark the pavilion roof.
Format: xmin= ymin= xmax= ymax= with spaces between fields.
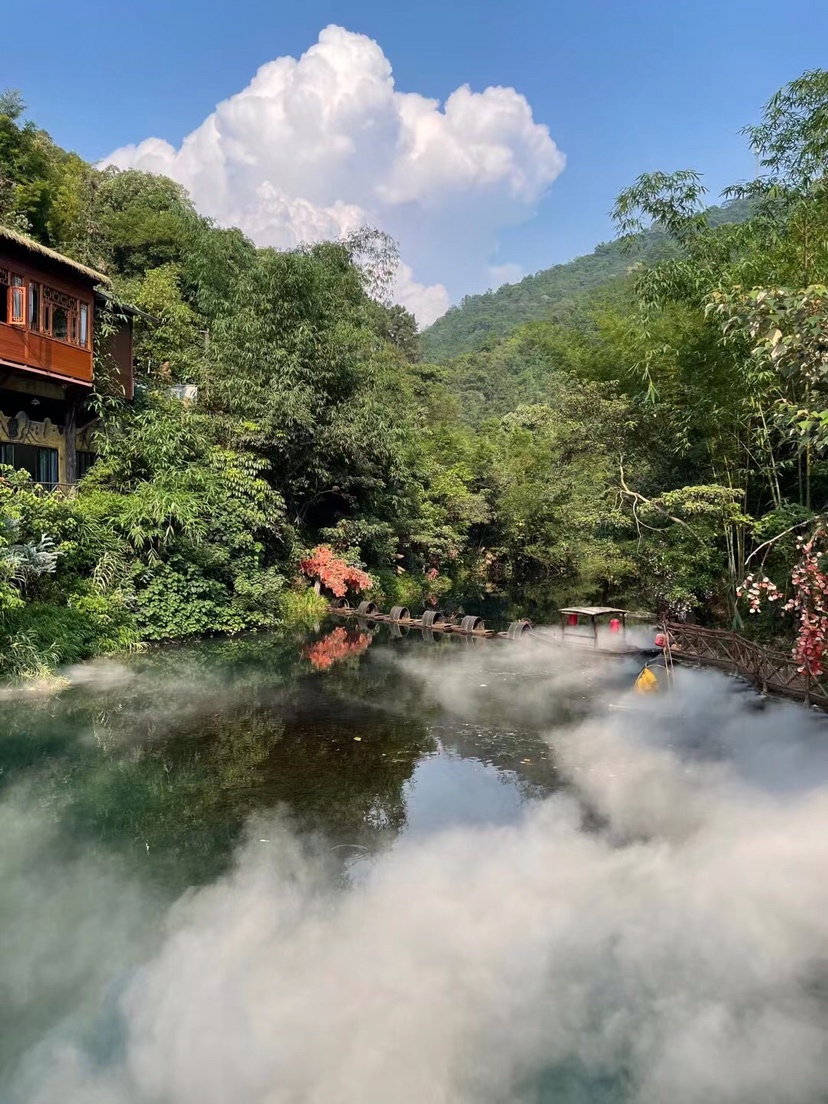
xmin=559 ymin=607 xmax=628 ymax=617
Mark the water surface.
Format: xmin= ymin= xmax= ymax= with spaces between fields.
xmin=2 ymin=622 xmax=826 ymax=1103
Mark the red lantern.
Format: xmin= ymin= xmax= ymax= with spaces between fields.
xmin=609 ymin=618 xmax=621 ymax=633
xmin=654 ymin=632 xmax=667 ymax=647
xmin=567 ymin=614 xmax=578 ymax=626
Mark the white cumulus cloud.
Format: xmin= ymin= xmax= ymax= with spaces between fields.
xmin=104 ymin=25 xmax=565 ymax=326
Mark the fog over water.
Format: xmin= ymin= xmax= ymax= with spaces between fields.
xmin=2 ymin=628 xmax=827 ymax=1103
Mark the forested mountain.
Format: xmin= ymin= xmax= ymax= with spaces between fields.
xmin=3 ymin=72 xmax=828 ymax=679
xmin=420 ymin=199 xmax=753 ymax=361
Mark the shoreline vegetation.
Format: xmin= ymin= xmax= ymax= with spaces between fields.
xmin=5 ymin=71 xmax=828 ymax=682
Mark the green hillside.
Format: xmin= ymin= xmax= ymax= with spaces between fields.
xmin=420 ymin=200 xmax=752 ymax=361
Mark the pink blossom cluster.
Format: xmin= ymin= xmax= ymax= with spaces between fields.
xmin=740 ymin=533 xmax=828 ymax=677
xmin=736 ymin=574 xmax=784 ymax=613
xmin=425 ymin=563 xmax=440 ymax=606
xmin=786 ymin=537 xmax=828 ymax=677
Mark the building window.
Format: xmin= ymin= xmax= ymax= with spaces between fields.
xmin=0 ymin=272 xmax=92 ymax=349
xmin=51 ymin=305 xmax=69 ymax=340
xmin=39 ymin=285 xmax=90 ymax=348
xmin=37 ymin=445 xmax=59 ymax=485
xmin=0 ymin=443 xmax=60 ymax=487
xmin=9 ymin=275 xmax=25 ymax=326
xmin=29 ymin=282 xmax=40 ymax=331
xmin=79 ymin=302 xmax=89 ymax=347
xmin=77 ymin=450 xmax=97 ymax=478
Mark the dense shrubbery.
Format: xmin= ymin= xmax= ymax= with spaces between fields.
xmin=0 ymin=468 xmax=139 ymax=677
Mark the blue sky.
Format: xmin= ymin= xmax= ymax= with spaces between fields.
xmin=6 ymin=0 xmax=828 ymax=319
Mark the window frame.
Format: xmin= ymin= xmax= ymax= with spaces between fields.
xmin=9 ymin=275 xmax=25 ymax=326
xmin=50 ymin=303 xmax=70 ymax=341
xmin=79 ymin=302 xmax=89 ymax=348
xmin=0 ymin=268 xmax=93 ymax=349
xmin=41 ymin=284 xmax=81 ymax=346
xmin=0 ymin=442 xmax=60 ymax=488
xmin=76 ymin=450 xmax=97 ymax=479
xmin=28 ymin=280 xmax=40 ymax=331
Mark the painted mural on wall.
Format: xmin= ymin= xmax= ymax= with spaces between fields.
xmin=0 ymin=408 xmax=96 ymax=452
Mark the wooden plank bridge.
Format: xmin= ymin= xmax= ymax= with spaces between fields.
xmin=331 ymin=600 xmax=828 ymax=711
xmin=665 ymin=622 xmax=828 ymax=709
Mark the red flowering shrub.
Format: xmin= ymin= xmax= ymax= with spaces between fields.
xmin=305 ymin=627 xmax=372 ymax=670
xmin=299 ymin=545 xmax=372 ymax=598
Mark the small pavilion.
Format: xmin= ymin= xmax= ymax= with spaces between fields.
xmin=558 ymin=606 xmax=628 ymax=646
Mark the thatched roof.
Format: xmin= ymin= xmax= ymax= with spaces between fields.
xmin=0 ymin=226 xmax=111 ymax=286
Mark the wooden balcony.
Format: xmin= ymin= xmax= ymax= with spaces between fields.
xmin=0 ymin=324 xmax=93 ymax=386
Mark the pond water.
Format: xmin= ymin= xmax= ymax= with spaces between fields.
xmin=2 ymin=621 xmax=828 ymax=1103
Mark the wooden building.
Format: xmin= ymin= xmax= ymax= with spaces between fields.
xmin=0 ymin=227 xmax=135 ymax=488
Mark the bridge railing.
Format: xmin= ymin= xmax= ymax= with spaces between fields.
xmin=664 ymin=622 xmax=828 ymax=708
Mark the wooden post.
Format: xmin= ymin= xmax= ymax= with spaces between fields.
xmin=64 ymin=390 xmax=78 ymax=487
xmin=592 ymin=614 xmax=598 ymax=648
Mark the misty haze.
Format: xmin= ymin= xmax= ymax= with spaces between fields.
xmin=1 ymin=627 xmax=827 ymax=1103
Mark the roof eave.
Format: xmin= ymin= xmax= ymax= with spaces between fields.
xmin=94 ymin=288 xmax=156 ymax=323
xmin=0 ymin=226 xmax=111 ymax=286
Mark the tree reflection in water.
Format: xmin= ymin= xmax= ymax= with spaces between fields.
xmin=304 ymin=626 xmax=373 ymax=670
xmin=0 ymin=627 xmax=433 ymax=895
